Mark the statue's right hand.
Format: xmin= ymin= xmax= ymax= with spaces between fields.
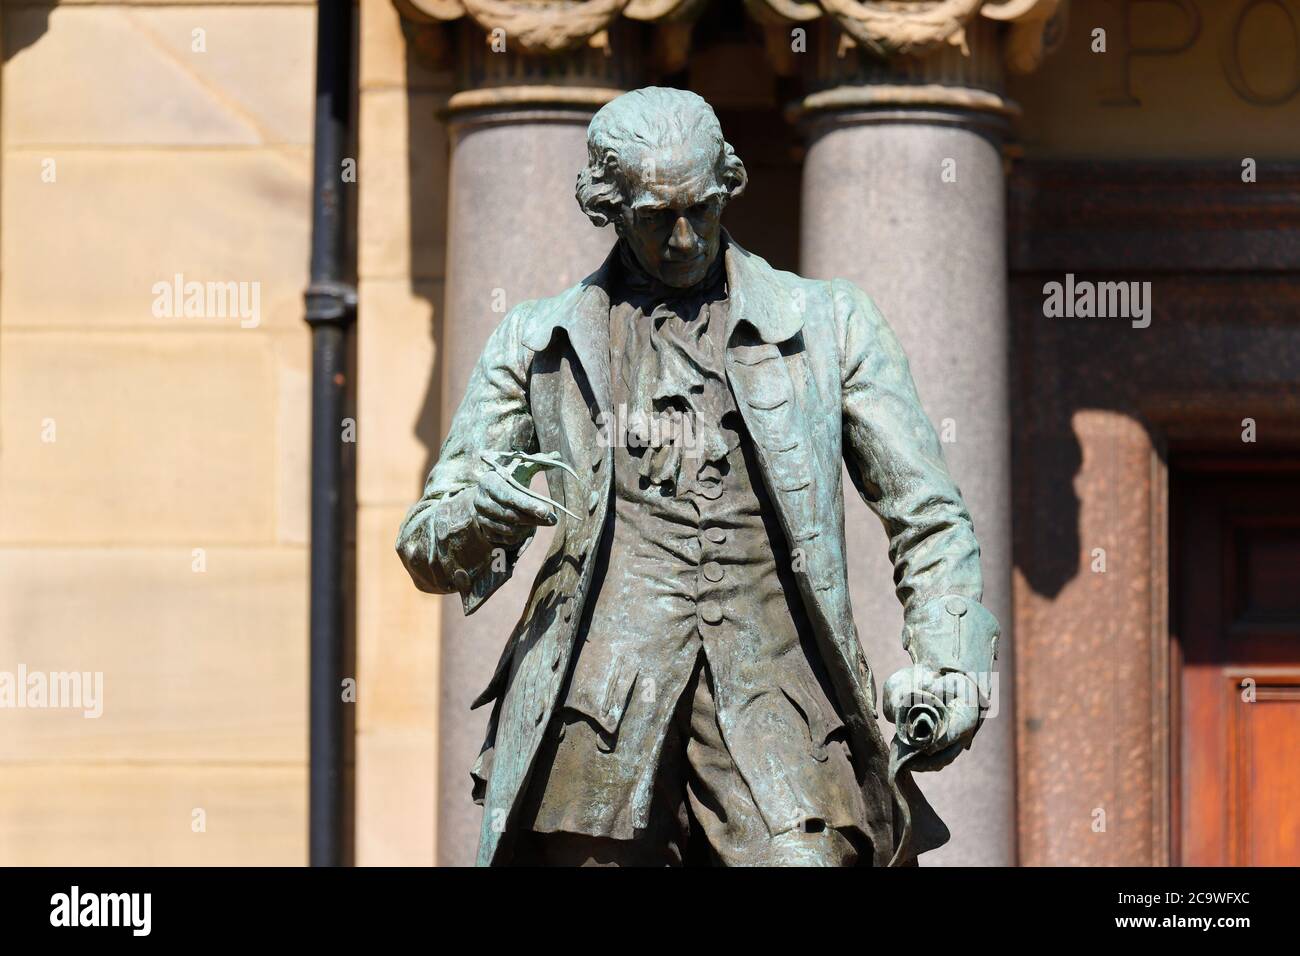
xmin=471 ymin=469 xmax=558 ymax=545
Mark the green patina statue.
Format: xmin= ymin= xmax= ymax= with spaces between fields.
xmin=398 ymin=87 xmax=999 ymax=867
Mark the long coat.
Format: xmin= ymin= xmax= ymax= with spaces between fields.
xmin=397 ymin=235 xmax=999 ymax=866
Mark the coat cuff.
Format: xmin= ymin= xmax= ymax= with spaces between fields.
xmin=433 ymin=491 xmax=490 ymax=588
xmin=902 ymin=594 xmax=1000 ymax=685
xmin=434 ymin=489 xmax=533 ymax=615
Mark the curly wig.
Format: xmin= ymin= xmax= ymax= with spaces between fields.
xmin=576 ymin=87 xmax=747 ymax=229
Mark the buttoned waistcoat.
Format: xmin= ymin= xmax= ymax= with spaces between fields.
xmin=397 ymin=233 xmax=999 ymax=866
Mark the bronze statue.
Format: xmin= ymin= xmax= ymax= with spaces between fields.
xmin=398 ymin=87 xmax=998 ymax=866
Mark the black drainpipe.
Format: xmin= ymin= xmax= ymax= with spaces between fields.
xmin=304 ymin=0 xmax=356 ymax=867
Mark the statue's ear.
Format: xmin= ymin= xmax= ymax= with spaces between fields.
xmin=722 ymin=142 xmax=747 ymax=201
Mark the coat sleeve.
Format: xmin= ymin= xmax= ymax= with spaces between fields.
xmin=834 ymin=279 xmax=999 ymax=679
xmin=395 ymin=304 xmax=539 ymax=616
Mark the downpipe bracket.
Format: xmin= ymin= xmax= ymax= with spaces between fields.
xmin=305 ymin=280 xmax=358 ymax=328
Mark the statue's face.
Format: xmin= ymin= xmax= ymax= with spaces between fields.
xmin=617 ymin=146 xmax=726 ymax=290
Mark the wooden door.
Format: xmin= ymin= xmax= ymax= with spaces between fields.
xmin=1174 ymin=458 xmax=1300 ymax=866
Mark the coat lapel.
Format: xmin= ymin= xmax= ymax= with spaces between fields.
xmin=723 ymin=235 xmax=805 ymax=345
xmin=520 ymin=246 xmax=616 ymax=416
xmin=723 ymin=239 xmax=820 ymax=548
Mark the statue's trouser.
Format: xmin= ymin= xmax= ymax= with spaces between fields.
xmin=513 ymin=654 xmax=867 ymax=867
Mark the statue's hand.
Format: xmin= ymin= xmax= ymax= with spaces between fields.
xmin=882 ymin=666 xmax=982 ymax=773
xmin=471 ymin=468 xmax=558 ymax=545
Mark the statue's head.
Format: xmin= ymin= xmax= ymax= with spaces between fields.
xmin=577 ymin=87 xmax=747 ymax=290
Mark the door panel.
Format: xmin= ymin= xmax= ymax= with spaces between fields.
xmin=1174 ymin=461 xmax=1300 ymax=866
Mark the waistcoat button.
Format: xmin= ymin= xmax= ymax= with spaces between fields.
xmin=702 ymin=561 xmax=725 ymax=582
xmin=699 ymin=600 xmax=724 ymax=625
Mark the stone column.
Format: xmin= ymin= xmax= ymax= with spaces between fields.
xmin=788 ymin=3 xmax=1067 ymax=865
xmin=396 ymin=5 xmax=649 ymax=863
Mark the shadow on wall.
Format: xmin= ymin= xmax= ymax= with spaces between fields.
xmin=1 ymin=0 xmax=53 ymax=298
xmin=2 ymin=5 xmax=52 ymax=62
xmin=403 ymin=41 xmax=448 ymax=482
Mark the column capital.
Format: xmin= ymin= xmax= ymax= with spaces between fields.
xmin=748 ymin=0 xmax=1066 ymax=72
xmin=395 ymin=0 xmax=707 ymax=72
xmin=978 ymin=0 xmax=1069 ymax=76
xmin=392 ymin=0 xmax=1068 ymax=115
xmin=397 ymin=0 xmax=1065 ymax=68
xmin=400 ymin=0 xmax=629 ymax=55
xmin=395 ymin=0 xmax=703 ymax=111
xmin=790 ymin=0 xmax=1068 ymax=124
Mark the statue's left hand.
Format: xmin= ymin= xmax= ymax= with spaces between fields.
xmin=882 ymin=666 xmax=982 ymax=773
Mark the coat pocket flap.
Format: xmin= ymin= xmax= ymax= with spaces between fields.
xmin=565 ymin=655 xmax=638 ymax=736
xmin=780 ymin=669 xmax=847 ymax=756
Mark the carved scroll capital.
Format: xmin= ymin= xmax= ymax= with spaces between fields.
xmin=391 ymin=0 xmax=1068 ymax=77
xmin=744 ymin=0 xmax=823 ymax=24
xmin=395 ymin=0 xmax=710 ymax=67
xmin=979 ymin=0 xmax=1068 ymax=74
xmin=456 ymin=0 xmax=632 ymax=54
xmin=624 ymin=0 xmax=706 ymax=20
xmin=395 ymin=0 xmax=468 ymax=22
xmin=626 ymin=0 xmax=711 ymax=73
xmin=743 ymin=0 xmax=1068 ymax=72
xmin=814 ymin=0 xmax=985 ymax=59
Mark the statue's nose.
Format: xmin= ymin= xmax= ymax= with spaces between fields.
xmin=669 ymin=215 xmax=694 ymax=252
